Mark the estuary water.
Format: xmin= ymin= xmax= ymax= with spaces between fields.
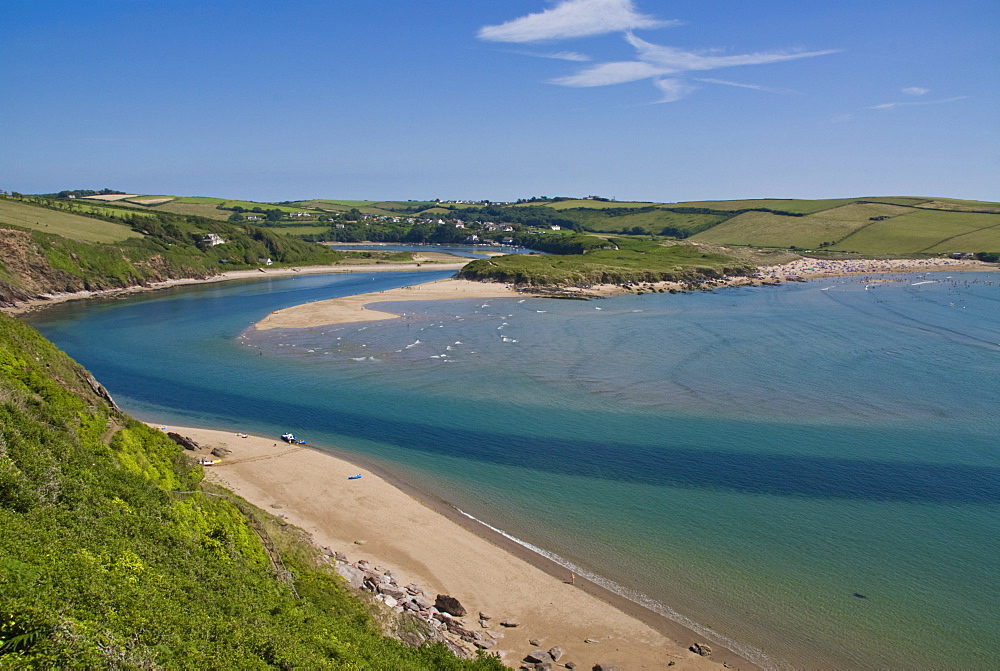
xmin=25 ymin=270 xmax=1000 ymax=669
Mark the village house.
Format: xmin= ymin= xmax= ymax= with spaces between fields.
xmin=202 ymin=233 xmax=226 ymax=246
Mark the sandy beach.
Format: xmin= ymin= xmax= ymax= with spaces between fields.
xmin=254 ymin=278 xmax=535 ymax=330
xmin=166 ymin=425 xmax=747 ymax=670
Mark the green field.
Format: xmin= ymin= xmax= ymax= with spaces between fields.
xmin=690 ymin=199 xmax=1000 ymax=253
xmin=266 ymin=225 xmax=330 ymax=236
xmin=693 ymin=202 xmax=912 ymax=249
xmin=173 ymin=196 xmax=229 ymax=204
xmin=220 ymin=200 xmax=314 ymax=213
xmin=145 ymin=201 xmax=232 ymax=220
xmin=564 ymin=207 xmax=726 ymax=235
xmin=0 ymin=200 xmax=143 ymax=243
xmin=518 ymin=199 xmax=655 ymax=210
xmin=834 ymin=209 xmax=1000 ymax=254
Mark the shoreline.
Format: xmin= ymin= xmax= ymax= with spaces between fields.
xmin=1 ymin=261 xmax=468 ymax=316
xmin=252 ymin=256 xmax=996 ymax=331
xmin=164 ymin=424 xmax=757 ymax=670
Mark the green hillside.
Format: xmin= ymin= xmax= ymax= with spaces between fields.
xmin=691 ymin=199 xmax=1000 ymax=253
xmin=0 ymin=199 xmax=143 ymax=243
xmin=0 ymin=313 xmax=502 ymax=668
xmin=458 ymin=237 xmax=756 ymax=286
xmin=0 ymin=196 xmax=347 ymax=306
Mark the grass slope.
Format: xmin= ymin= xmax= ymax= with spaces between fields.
xmin=0 ymin=200 xmax=143 ymax=243
xmin=694 ymin=202 xmax=912 ymax=248
xmin=693 ymin=200 xmax=1000 ymax=253
xmin=0 ymin=313 xmax=503 ymax=669
xmin=834 ymin=210 xmax=1000 ymax=254
xmin=0 ymin=197 xmax=346 ymax=305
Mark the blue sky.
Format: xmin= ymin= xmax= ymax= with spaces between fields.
xmin=2 ymin=0 xmax=997 ymax=203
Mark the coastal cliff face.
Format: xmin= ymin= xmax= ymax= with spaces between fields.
xmin=0 ymin=228 xmax=66 ymax=305
xmin=0 ymin=227 xmax=213 ymax=308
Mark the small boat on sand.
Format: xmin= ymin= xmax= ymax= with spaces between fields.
xmin=281 ymin=433 xmax=307 ymax=444
xmin=348 ymin=475 xmax=362 ymax=480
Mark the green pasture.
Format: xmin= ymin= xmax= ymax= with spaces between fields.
xmin=300 ymin=199 xmax=378 ymax=208
xmin=266 ymin=225 xmax=330 ymax=236
xmin=673 ymin=198 xmax=857 ymax=214
xmin=565 ymin=208 xmax=727 ymax=235
xmin=150 ymin=201 xmax=232 ymax=220
xmin=523 ymin=199 xmax=655 ymax=210
xmin=0 ymin=200 xmax=142 ymax=243
xmin=61 ymin=201 xmax=157 ymax=221
xmin=834 ymin=209 xmax=1000 ymax=254
xmin=220 ymin=200 xmax=314 ymax=213
xmin=173 ymin=196 xmax=228 ymax=204
xmin=855 ymin=196 xmax=933 ymax=207
xmin=915 ymin=198 xmax=1000 ymax=213
xmin=692 ymin=202 xmax=913 ymax=249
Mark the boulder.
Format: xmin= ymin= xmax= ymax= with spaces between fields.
xmin=378 ymin=585 xmax=408 ymax=600
xmin=594 ymin=665 xmax=621 ymax=671
xmin=690 ymin=642 xmax=713 ymax=657
xmin=445 ymin=619 xmax=476 ymax=639
xmin=524 ymin=649 xmax=553 ymax=664
xmin=529 ymin=638 xmax=541 ymax=646
xmin=210 ymin=447 xmax=231 ymax=458
xmin=478 ymin=611 xmax=493 ymax=621
xmin=500 ymin=619 xmax=521 ymax=628
xmin=167 ymin=432 xmax=201 ymax=451
xmin=380 ymin=595 xmax=398 ymax=608
xmin=547 ymin=646 xmax=562 ymax=661
xmin=413 ymin=596 xmax=433 ymax=610
xmin=335 ymin=564 xmax=366 ymax=589
xmin=435 ymin=594 xmax=467 ymax=617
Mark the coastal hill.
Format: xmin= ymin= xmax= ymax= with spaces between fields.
xmin=0 ymin=310 xmax=505 ymax=667
xmin=1 ymin=191 xmax=997 ymax=306
xmin=22 ymin=190 xmax=1000 ymax=254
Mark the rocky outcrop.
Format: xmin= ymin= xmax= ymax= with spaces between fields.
xmin=166 ymin=432 xmax=201 ymax=451
xmin=323 ymin=552 xmax=504 ymax=659
xmin=434 ymin=594 xmax=467 ymax=617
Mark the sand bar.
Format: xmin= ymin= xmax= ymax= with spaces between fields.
xmin=254 ymin=278 xmax=534 ymax=330
xmin=165 ymin=425 xmax=748 ymax=669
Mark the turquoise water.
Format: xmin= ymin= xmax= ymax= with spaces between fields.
xmin=25 ymin=270 xmax=1000 ymax=669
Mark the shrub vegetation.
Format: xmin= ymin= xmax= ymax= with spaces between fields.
xmin=0 ymin=312 xmax=503 ymax=668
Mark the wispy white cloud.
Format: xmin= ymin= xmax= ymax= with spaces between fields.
xmin=694 ymin=78 xmax=793 ymax=94
xmin=624 ymin=33 xmax=837 ymax=73
xmin=653 ymin=78 xmax=696 ymax=103
xmin=507 ymin=49 xmax=593 ymax=62
xmin=901 ymin=86 xmax=930 ymax=96
xmin=552 ymin=59 xmax=666 ymax=86
xmin=550 ymin=32 xmax=836 ymax=100
xmin=869 ymin=96 xmax=968 ymax=110
xmin=478 ymin=0 xmax=673 ymax=43
xmin=479 ymin=3 xmax=836 ymax=102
